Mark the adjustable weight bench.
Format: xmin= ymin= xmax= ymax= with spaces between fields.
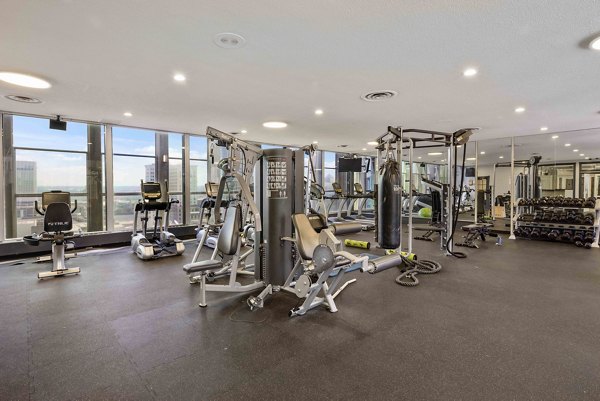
xmin=456 ymin=223 xmax=496 ymax=249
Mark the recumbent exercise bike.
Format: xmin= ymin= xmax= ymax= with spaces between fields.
xmin=23 ymin=191 xmax=81 ymax=279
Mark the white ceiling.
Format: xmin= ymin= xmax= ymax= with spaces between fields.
xmin=1 ymin=0 xmax=600 ymax=155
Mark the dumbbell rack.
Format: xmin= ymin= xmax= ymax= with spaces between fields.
xmin=513 ymin=199 xmax=600 ymax=248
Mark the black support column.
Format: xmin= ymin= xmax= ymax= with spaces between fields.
xmin=2 ymin=115 xmax=16 ymax=238
xmin=155 ymin=132 xmax=169 ymax=198
xmin=86 ymin=124 xmax=103 ymax=232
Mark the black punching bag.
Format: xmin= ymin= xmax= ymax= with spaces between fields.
xmin=378 ymin=160 xmax=402 ymax=249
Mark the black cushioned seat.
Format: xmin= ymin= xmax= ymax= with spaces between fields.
xmin=183 ymin=260 xmax=223 ymax=274
xmin=412 ymin=224 xmax=445 ymax=232
xmin=462 ymin=223 xmax=493 ymax=230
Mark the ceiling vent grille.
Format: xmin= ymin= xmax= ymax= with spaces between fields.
xmin=361 ymin=90 xmax=397 ymax=102
xmin=5 ymin=95 xmax=42 ymax=103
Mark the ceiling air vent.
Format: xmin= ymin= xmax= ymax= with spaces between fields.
xmin=361 ymin=90 xmax=397 ymax=102
xmin=5 ymin=95 xmax=42 ymax=104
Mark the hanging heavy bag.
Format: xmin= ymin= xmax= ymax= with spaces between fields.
xmin=378 ymin=159 xmax=402 ymax=249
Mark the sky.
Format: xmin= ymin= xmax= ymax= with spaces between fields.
xmin=12 ymin=116 xmax=208 ymax=191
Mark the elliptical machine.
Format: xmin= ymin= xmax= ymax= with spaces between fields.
xmin=131 ymin=180 xmax=185 ymax=260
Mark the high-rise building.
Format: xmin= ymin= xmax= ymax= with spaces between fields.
xmin=15 ymin=161 xmax=38 ymax=224
xmin=16 ymin=160 xmax=37 ymax=194
xmin=145 ymin=164 xmax=156 ymax=182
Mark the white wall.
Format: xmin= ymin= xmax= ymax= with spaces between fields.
xmin=478 ymin=165 xmax=514 ymax=195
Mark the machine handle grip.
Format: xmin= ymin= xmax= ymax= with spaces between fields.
xmin=34 ymin=200 xmax=44 ymax=215
xmin=71 ymin=199 xmax=78 ymax=213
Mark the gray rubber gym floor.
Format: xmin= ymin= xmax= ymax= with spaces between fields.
xmin=2 ymin=231 xmax=600 ymax=401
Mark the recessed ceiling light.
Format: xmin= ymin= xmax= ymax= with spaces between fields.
xmin=312 ymin=141 xmax=318 ymax=144
xmin=367 ymin=141 xmax=378 ymax=146
xmin=0 ymin=72 xmax=51 ymax=89
xmin=241 ymin=129 xmax=247 ymax=134
xmin=123 ymin=112 xmax=132 ymax=117
xmin=586 ymin=157 xmax=591 ymax=160
xmin=418 ymin=156 xmax=422 ymax=159
xmin=441 ymin=159 xmax=446 ymax=162
xmin=515 ymin=107 xmax=526 ymax=113
xmin=565 ymin=143 xmax=571 ymax=147
xmin=428 ymin=152 xmax=443 ymax=156
xmin=467 ymin=157 xmax=476 ymax=161
xmin=480 ymin=151 xmax=486 ymax=155
xmin=499 ymin=156 xmax=504 ymax=159
xmin=263 ymin=121 xmax=287 ymax=128
xmin=552 ymin=135 xmax=559 ymax=139
xmin=362 ymin=148 xmax=367 ymax=151
xmin=214 ymin=32 xmax=246 ymax=49
xmin=573 ymin=149 xmax=579 ymax=152
xmin=463 ymin=68 xmax=478 ymax=77
xmin=173 ymin=73 xmax=186 ymax=82
xmin=540 ymin=127 xmax=548 ymax=131
xmin=580 ymin=153 xmax=585 ymax=156
xmin=590 ymin=36 xmax=600 ymax=50
xmin=314 ymin=109 xmax=324 ymax=115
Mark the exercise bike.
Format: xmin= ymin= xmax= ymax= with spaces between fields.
xmin=131 ymin=180 xmax=185 ymax=260
xmin=23 ymin=191 xmax=82 ymax=279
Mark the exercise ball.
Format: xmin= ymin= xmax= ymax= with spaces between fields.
xmin=419 ymin=207 xmax=432 ymax=218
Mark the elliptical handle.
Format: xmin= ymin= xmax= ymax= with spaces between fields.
xmin=71 ymin=199 xmax=78 ymax=213
xmin=34 ymin=200 xmax=44 ymax=216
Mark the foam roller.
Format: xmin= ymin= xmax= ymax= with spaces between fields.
xmin=344 ymin=239 xmax=371 ymax=249
xmin=331 ymin=223 xmax=363 ymax=235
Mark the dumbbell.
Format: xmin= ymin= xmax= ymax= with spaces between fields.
xmin=540 ymin=229 xmax=549 ymax=239
xmin=530 ymin=228 xmax=541 ymax=239
xmin=559 ymin=230 xmax=573 ymax=242
xmin=547 ymin=230 xmax=560 ymax=241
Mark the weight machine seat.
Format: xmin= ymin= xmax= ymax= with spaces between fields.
xmin=292 ymin=213 xmax=320 ymax=261
xmin=412 ymin=224 xmax=446 ymax=232
xmin=183 ymin=206 xmax=240 ymax=274
xmin=217 ymin=205 xmax=240 ymax=255
xmin=183 ymin=260 xmax=223 ymax=274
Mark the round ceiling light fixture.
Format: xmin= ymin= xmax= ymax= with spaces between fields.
xmin=4 ymin=95 xmax=42 ymax=104
xmin=463 ymin=67 xmax=478 ymax=77
xmin=552 ymin=135 xmax=559 ymax=139
xmin=314 ymin=109 xmax=324 ymax=115
xmin=540 ymin=127 xmax=548 ymax=131
xmin=361 ymin=90 xmax=397 ymax=102
xmin=173 ymin=73 xmax=186 ymax=82
xmin=514 ymin=107 xmax=526 ymax=113
xmin=263 ymin=121 xmax=287 ymax=128
xmin=241 ymin=129 xmax=247 ymax=134
xmin=480 ymin=151 xmax=486 ymax=155
xmin=565 ymin=143 xmax=571 ymax=147
xmin=123 ymin=112 xmax=132 ymax=117
xmin=214 ymin=32 xmax=246 ymax=49
xmin=0 ymin=72 xmax=51 ymax=89
xmin=589 ymin=36 xmax=600 ymax=50
xmin=467 ymin=157 xmax=476 ymax=161
xmin=362 ymin=148 xmax=367 ymax=151
xmin=367 ymin=141 xmax=378 ymax=146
